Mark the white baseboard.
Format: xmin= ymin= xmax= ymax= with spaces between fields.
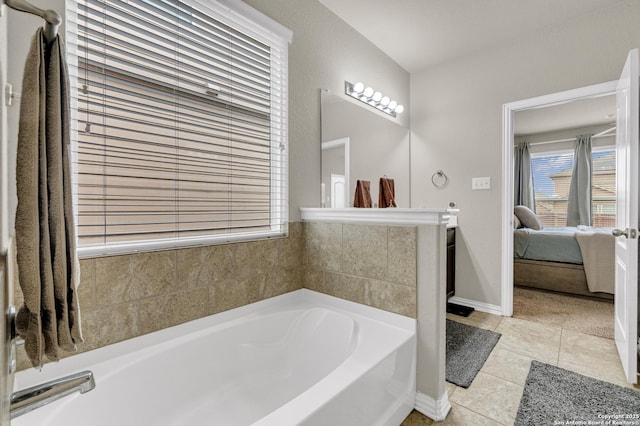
xmin=414 ymin=391 xmax=451 ymax=421
xmin=448 ymin=296 xmax=502 ymax=316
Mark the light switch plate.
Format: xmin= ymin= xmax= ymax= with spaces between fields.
xmin=472 ymin=177 xmax=491 ymax=190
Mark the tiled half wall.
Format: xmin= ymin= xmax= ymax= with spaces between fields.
xmin=303 ymin=222 xmax=417 ymax=318
xmin=15 ymin=224 xmax=304 ymax=369
xmin=15 ymin=221 xmax=417 ymax=369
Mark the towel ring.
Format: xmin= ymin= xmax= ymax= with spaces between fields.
xmin=431 ymin=170 xmax=449 ymax=189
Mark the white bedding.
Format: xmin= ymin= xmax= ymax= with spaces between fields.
xmin=575 ymin=228 xmax=615 ymax=294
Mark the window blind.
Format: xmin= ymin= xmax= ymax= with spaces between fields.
xmin=66 ymin=0 xmax=291 ymax=255
xmin=532 ymin=152 xmax=574 ymax=226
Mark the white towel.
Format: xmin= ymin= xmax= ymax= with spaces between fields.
xmin=575 ymin=230 xmax=615 ymax=294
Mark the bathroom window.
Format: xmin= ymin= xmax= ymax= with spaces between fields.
xmin=531 ymin=148 xmax=616 ymax=227
xmin=66 ymin=0 xmax=292 ymax=256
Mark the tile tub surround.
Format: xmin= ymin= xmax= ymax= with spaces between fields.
xmin=300 ymin=207 xmax=455 ymax=319
xmin=14 ymin=223 xmax=305 ymax=370
xmin=300 ymin=208 xmax=452 ymax=420
xmin=303 ymin=222 xmax=418 ymax=318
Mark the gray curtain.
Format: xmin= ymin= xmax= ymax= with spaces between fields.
xmin=514 ymin=142 xmax=535 ymax=210
xmin=567 ymin=134 xmax=592 ymax=226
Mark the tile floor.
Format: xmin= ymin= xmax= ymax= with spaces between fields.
xmin=401 ymin=294 xmax=639 ymax=425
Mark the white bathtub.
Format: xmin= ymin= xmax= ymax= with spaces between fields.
xmin=13 ymin=289 xmax=416 ymax=426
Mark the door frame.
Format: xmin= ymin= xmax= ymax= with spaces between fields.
xmin=321 ymin=137 xmax=350 ymax=208
xmin=500 ymin=81 xmax=618 ymax=316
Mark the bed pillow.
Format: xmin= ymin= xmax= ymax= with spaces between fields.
xmin=513 ymin=214 xmax=521 ymax=229
xmin=514 ymin=205 xmax=543 ymax=230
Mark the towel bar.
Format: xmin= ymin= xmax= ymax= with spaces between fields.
xmin=3 ymin=0 xmax=61 ymax=42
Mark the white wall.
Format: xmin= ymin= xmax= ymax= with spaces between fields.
xmin=243 ymin=0 xmax=410 ymax=219
xmin=5 ymin=0 xmax=66 ymax=238
xmin=1 ymin=4 xmax=9 ymax=253
xmin=410 ymin=0 xmax=640 ymax=306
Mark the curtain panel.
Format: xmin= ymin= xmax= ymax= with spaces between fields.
xmin=567 ymin=134 xmax=593 ymax=226
xmin=514 ymin=142 xmax=535 ymax=210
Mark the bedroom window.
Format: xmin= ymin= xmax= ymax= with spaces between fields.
xmin=532 ymin=149 xmax=616 ymax=227
xmin=66 ymin=0 xmax=292 ymax=256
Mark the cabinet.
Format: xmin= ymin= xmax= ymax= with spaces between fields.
xmin=445 ymin=227 xmax=474 ymax=316
xmin=446 ymin=227 xmax=455 ymax=299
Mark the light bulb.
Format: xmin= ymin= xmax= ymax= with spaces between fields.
xmin=380 ymin=96 xmax=390 ymax=106
xmin=353 ymin=82 xmax=364 ymax=94
xmin=372 ymin=91 xmax=382 ymax=102
xmin=395 ymin=105 xmax=404 ymax=114
xmin=388 ymin=100 xmax=397 ymax=110
xmin=363 ymin=87 xmax=374 ymax=98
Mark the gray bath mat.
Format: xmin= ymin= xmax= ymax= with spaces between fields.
xmin=515 ymin=361 xmax=640 ymax=425
xmin=446 ymin=319 xmax=500 ymax=388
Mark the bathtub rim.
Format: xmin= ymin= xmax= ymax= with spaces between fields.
xmin=14 ymin=289 xmax=416 ymax=390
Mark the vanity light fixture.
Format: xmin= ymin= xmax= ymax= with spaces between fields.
xmin=345 ymin=81 xmax=404 ymax=117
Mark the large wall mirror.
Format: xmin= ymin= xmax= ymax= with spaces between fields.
xmin=320 ymin=90 xmax=410 ymax=208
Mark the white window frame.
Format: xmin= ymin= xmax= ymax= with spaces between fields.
xmin=65 ymin=0 xmax=292 ymax=257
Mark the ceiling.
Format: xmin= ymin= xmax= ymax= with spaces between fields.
xmin=515 ymin=95 xmax=616 ymax=135
xmin=319 ymin=0 xmax=620 ymax=134
xmin=318 ymin=0 xmax=618 ymax=74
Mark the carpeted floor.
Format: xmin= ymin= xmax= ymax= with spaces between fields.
xmin=515 ymin=361 xmax=640 ymax=425
xmin=513 ymin=286 xmax=614 ymax=339
xmin=446 ymin=319 xmax=501 ymax=388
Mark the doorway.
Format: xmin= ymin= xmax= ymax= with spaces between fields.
xmin=503 ymin=70 xmax=639 ymax=383
xmin=501 ymin=81 xmax=617 ymax=317
xmin=510 ymin=94 xmax=617 ymax=338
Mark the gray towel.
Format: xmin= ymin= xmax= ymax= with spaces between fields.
xmin=15 ymin=28 xmax=82 ymax=367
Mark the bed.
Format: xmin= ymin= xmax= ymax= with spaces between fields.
xmin=514 ymin=226 xmax=615 ymax=300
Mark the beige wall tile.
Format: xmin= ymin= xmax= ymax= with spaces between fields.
xmin=176 ymin=245 xmax=234 ymax=288
xmin=78 ymin=302 xmax=140 ymax=352
xmin=303 ymin=267 xmax=324 ymax=293
xmin=288 ymin=221 xmax=303 ymax=240
xmin=266 ymin=267 xmax=303 ymax=299
xmin=13 ymin=282 xmax=23 ymax=309
xmin=324 ymin=272 xmax=366 ymax=305
xmin=304 ymin=222 xmax=343 ymax=271
xmin=210 ymin=277 xmax=258 ymax=314
xmin=367 ymin=279 xmax=416 ymax=318
xmin=342 ymin=224 xmax=387 ymax=280
xmin=14 ymin=346 xmax=31 ymax=372
xmin=16 ymin=225 xmax=307 ymax=370
xmin=95 ymin=251 xmax=176 ymax=307
xmin=388 ymin=226 xmax=416 ymax=286
xmin=131 ymin=251 xmax=178 ymax=298
xmin=77 ymin=258 xmax=96 ymax=311
xmin=278 ymin=234 xmax=305 ymax=269
xmin=138 ymin=288 xmax=209 ymax=335
xmin=302 ymin=222 xmax=420 ymax=317
xmin=94 ymin=254 xmax=142 ymax=305
xmin=234 ymin=240 xmax=279 ymax=279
